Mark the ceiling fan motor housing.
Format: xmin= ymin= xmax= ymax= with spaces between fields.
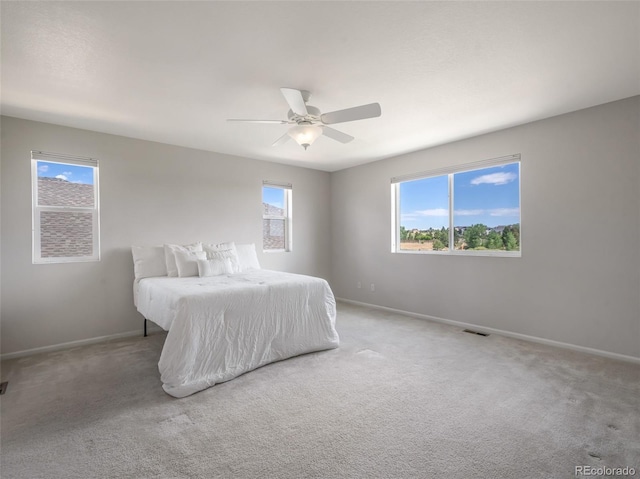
xmin=288 ymin=105 xmax=321 ymax=125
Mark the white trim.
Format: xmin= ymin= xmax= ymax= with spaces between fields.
xmin=395 ymin=249 xmax=521 ymax=258
xmin=32 ymin=155 xmax=101 ymax=263
xmin=390 ymin=183 xmax=398 ymax=252
xmin=0 ymin=328 xmax=162 ymax=361
xmin=31 ymin=150 xmax=98 ymax=167
xmin=392 ymin=157 xmax=521 ymax=255
xmin=336 ymin=298 xmax=640 ymax=365
xmin=262 ymin=180 xmax=292 ymax=190
xmin=391 ymin=153 xmax=520 ymax=184
xmin=262 ymin=183 xmax=292 ymax=252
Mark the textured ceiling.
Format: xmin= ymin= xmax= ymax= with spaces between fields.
xmin=1 ymin=1 xmax=638 ymax=172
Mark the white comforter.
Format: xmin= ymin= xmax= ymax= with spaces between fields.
xmin=136 ymin=270 xmax=339 ymax=397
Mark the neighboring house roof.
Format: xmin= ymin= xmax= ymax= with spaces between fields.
xmin=38 ymin=177 xmax=94 ymax=207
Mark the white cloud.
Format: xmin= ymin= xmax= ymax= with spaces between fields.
xmin=489 ymin=208 xmax=520 ymax=217
xmin=453 ymin=207 xmax=519 ymax=217
xmin=414 ymin=208 xmax=449 ymax=217
xmin=470 ymin=172 xmax=517 ymax=186
xmin=454 ymin=209 xmax=484 ymax=216
xmin=55 ymin=174 xmax=68 ymax=180
xmin=63 ymin=171 xmax=73 ymax=176
xmin=401 ymin=209 xmax=448 ymax=223
xmin=38 ymin=165 xmax=49 ymax=173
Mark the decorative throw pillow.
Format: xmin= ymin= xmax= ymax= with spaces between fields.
xmin=164 ymin=242 xmax=202 ymax=277
xmin=235 ymin=243 xmax=261 ymax=271
xmin=197 ymin=257 xmax=233 ymax=277
xmin=174 ymin=249 xmax=207 ymax=277
xmin=203 ymin=242 xmax=240 ymax=273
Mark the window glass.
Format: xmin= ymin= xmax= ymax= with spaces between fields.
xmin=453 ymin=163 xmax=520 ymax=251
xmin=37 ymin=161 xmax=95 ymax=207
xmin=399 ymin=175 xmax=449 ymax=252
xmin=39 ymin=211 xmax=94 ymax=258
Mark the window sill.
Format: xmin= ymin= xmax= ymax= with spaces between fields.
xmin=393 ymin=249 xmax=521 ymax=258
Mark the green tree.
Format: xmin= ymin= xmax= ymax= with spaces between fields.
xmin=511 ymin=224 xmax=520 ymax=245
xmin=435 ymin=227 xmax=449 ymax=248
xmin=464 ymin=224 xmax=487 ymax=249
xmin=486 ymin=231 xmax=503 ymax=250
xmin=502 ymin=225 xmax=520 ymax=248
xmin=400 ymin=226 xmax=408 ymax=241
xmin=432 ymin=239 xmax=444 ymax=251
xmin=504 ymin=231 xmax=518 ymax=251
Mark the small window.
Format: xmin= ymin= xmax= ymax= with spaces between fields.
xmin=262 ymin=181 xmax=292 ymax=252
xmin=31 ymin=151 xmax=100 ymax=263
xmin=392 ymin=155 xmax=520 ymax=256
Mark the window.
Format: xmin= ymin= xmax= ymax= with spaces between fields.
xmin=31 ymin=151 xmax=100 ymax=263
xmin=392 ymin=154 xmax=520 ymax=256
xmin=262 ymin=181 xmax=292 ymax=252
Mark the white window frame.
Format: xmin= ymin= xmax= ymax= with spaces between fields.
xmin=391 ymin=154 xmax=521 ymax=257
xmin=262 ymin=180 xmax=292 ymax=252
xmin=31 ymin=151 xmax=100 ymax=264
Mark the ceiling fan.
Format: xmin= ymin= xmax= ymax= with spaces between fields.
xmin=227 ymin=88 xmax=382 ymax=150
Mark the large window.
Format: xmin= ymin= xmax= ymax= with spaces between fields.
xmin=262 ymin=181 xmax=292 ymax=252
xmin=31 ymin=151 xmax=100 ymax=263
xmin=392 ymin=155 xmax=520 ymax=256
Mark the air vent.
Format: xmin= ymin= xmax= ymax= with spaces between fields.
xmin=0 ymin=382 xmax=7 ymax=395
xmin=463 ymin=329 xmax=490 ymax=337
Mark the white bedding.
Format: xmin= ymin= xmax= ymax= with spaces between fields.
xmin=136 ymin=270 xmax=339 ymax=397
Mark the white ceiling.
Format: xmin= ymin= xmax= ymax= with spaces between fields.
xmin=1 ymin=1 xmax=638 ymax=172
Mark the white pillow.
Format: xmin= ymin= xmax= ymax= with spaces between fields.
xmin=235 ymin=243 xmax=261 ymax=271
xmin=131 ymin=245 xmax=167 ymax=279
xmin=164 ymin=242 xmax=202 ymax=277
xmin=203 ymin=242 xmax=240 ymax=273
xmin=175 ymin=250 xmax=207 ymax=277
xmin=206 ymin=249 xmax=241 ymax=273
xmin=197 ymin=257 xmax=233 ymax=277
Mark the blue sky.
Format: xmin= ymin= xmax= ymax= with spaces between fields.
xmin=263 ymin=186 xmax=284 ymax=208
xmin=37 ymin=161 xmax=94 ymax=185
xmin=400 ymin=163 xmax=520 ymax=229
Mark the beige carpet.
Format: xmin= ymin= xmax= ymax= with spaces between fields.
xmin=1 ymin=302 xmax=639 ymax=478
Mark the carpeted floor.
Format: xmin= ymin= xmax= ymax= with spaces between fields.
xmin=1 ymin=301 xmax=639 ymax=479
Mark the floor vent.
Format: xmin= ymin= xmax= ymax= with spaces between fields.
xmin=463 ymin=329 xmax=490 ymax=337
xmin=0 ymin=382 xmax=7 ymax=395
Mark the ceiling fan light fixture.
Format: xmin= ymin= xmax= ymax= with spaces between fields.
xmin=288 ymin=125 xmax=322 ymax=150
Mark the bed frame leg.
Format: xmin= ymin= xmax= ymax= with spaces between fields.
xmin=144 ymin=318 xmax=147 ymax=337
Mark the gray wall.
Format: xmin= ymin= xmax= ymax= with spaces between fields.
xmin=331 ymin=96 xmax=640 ymax=359
xmin=3 ymin=97 xmax=639 ymax=360
xmin=1 ymin=117 xmax=331 ymax=355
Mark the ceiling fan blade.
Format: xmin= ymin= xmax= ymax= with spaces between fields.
xmin=321 ymin=126 xmax=354 ymax=144
xmin=321 ymin=103 xmax=381 ymax=125
xmin=272 ymin=133 xmax=291 ymax=147
xmin=280 ymin=88 xmax=308 ymax=116
xmin=227 ymin=119 xmax=290 ymax=124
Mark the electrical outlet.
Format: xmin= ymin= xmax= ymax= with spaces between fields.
xmin=370 ymin=283 xmax=375 ymax=292
xmin=357 ymin=281 xmax=361 ymax=289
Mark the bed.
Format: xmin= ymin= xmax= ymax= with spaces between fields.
xmin=134 ymin=256 xmax=339 ymax=398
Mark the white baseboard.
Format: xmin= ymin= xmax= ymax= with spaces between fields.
xmin=0 ymin=327 xmax=156 ymax=361
xmin=336 ymin=297 xmax=640 ymax=365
